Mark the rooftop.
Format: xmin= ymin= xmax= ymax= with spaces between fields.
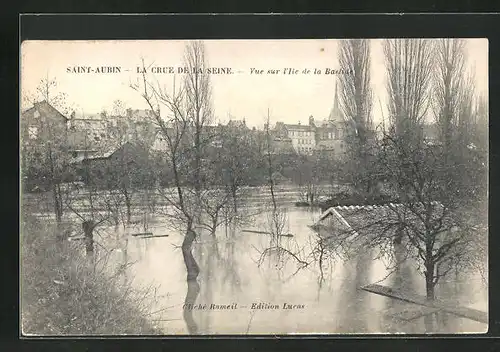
xmin=313 ymin=202 xmax=447 ymax=243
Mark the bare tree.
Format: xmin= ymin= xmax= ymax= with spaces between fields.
xmin=264 ymin=110 xmax=278 ymax=212
xmin=379 ymin=133 xmax=483 ymax=300
xmin=21 ymin=75 xmax=74 ymax=229
xmin=432 ymin=38 xmax=479 ymax=190
xmin=318 ymin=128 xmax=485 ymax=301
xmin=433 ymin=40 xmax=487 ymax=222
xmin=382 ymin=38 xmax=436 ymax=247
xmin=214 ymin=123 xmax=255 ymax=213
xmin=253 ymin=109 xmax=310 ymax=275
xmin=433 ymin=39 xmax=467 ymax=151
xmin=130 ymin=41 xmax=229 ymax=284
xmin=338 ymin=39 xmax=375 ymax=193
xmin=184 ymin=41 xmax=213 ymax=202
xmin=132 ymin=71 xmax=199 ymax=280
xmin=383 ymin=39 xmax=434 ymax=141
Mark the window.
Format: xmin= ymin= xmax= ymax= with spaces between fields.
xmin=28 ymin=126 xmax=38 ymax=139
xmin=34 ymin=110 xmax=40 ymax=119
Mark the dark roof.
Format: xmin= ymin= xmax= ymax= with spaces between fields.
xmin=83 ymin=141 xmax=130 ymax=160
xmin=22 ymin=100 xmax=68 ymax=122
xmin=313 ymin=202 xmax=446 ymax=241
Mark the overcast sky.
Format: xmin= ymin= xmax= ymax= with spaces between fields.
xmin=21 ymin=39 xmax=488 ymax=128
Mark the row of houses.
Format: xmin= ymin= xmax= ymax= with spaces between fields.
xmin=21 ymin=99 xmax=442 ymax=174
xmin=20 ymin=81 xmax=350 ymax=167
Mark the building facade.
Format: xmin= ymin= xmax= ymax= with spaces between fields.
xmin=271 ymin=82 xmax=346 ymax=157
xmin=21 ymin=100 xmax=69 ymax=146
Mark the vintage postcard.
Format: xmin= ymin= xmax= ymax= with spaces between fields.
xmin=20 ymin=39 xmax=488 ymax=335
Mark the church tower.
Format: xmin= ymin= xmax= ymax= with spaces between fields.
xmin=328 ymin=80 xmax=343 ymax=123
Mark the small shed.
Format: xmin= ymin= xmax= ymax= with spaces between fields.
xmin=78 ymin=141 xmax=153 ymax=189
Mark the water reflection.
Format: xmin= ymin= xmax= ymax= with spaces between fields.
xmin=183 ymin=280 xmax=200 ymax=334
xmin=96 ymin=192 xmax=487 ymax=335
xmin=382 ymin=241 xmax=421 ymax=333
xmin=335 ymin=249 xmax=373 ymax=333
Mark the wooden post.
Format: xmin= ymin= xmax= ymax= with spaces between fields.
xmin=82 ymin=220 xmax=95 ymax=256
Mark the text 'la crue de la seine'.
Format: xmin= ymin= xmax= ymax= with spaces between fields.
xmin=66 ymin=66 xmax=352 ymax=75
xmin=66 ymin=66 xmax=235 ymax=74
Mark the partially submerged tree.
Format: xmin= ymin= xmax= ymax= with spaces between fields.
xmin=253 ymin=109 xmax=309 ymax=276
xmin=379 ymin=132 xmax=482 ymax=300
xmin=131 ymin=41 xmax=238 ymax=282
xmin=315 ymin=39 xmax=487 ymax=301
xmin=382 ymin=38 xmax=435 ymax=240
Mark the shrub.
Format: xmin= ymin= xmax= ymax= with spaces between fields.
xmin=21 ymin=216 xmax=164 ymax=335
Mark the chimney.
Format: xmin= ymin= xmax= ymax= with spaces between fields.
xmin=309 ymin=115 xmax=315 ymax=126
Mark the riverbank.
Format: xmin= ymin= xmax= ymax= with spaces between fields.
xmin=21 ymin=216 xmax=162 ymax=335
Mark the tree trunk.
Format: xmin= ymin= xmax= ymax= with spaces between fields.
xmin=83 ymin=220 xmax=95 ymax=257
xmin=231 ymin=184 xmax=238 ymax=213
xmin=124 ymin=190 xmax=131 ymax=224
xmin=52 ymin=183 xmax=63 ymax=224
xmin=182 ymin=227 xmax=200 ymax=281
xmin=425 ymin=263 xmax=435 ymax=300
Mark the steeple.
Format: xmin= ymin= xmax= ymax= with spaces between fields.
xmin=328 ymin=79 xmax=343 ymax=123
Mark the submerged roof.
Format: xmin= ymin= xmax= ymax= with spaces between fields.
xmin=313 ymin=202 xmax=446 ymax=242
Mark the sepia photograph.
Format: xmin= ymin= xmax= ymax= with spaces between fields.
xmin=20 ymin=38 xmax=488 ymax=335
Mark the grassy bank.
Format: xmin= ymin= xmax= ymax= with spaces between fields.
xmin=21 ymin=216 xmax=163 ymax=335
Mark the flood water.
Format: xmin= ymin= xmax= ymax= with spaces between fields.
xmin=29 ymin=186 xmax=489 ymax=334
